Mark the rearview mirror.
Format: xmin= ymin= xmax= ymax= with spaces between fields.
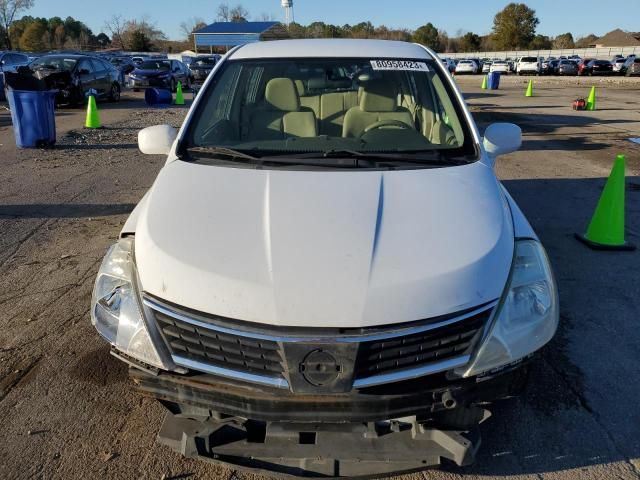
xmin=138 ymin=124 xmax=177 ymax=155
xmin=483 ymin=123 xmax=521 ymax=159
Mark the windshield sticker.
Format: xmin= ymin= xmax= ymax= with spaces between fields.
xmin=370 ymin=60 xmax=429 ymax=71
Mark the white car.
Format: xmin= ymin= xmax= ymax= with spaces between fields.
xmin=517 ymin=56 xmax=540 ymax=75
xmin=455 ymin=59 xmax=479 ymax=74
xmin=482 ymin=61 xmax=492 ymax=73
xmin=490 ymin=61 xmax=510 ymax=73
xmin=91 ymin=38 xmax=559 ymax=478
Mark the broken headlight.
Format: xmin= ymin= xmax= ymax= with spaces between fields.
xmin=91 ymin=237 xmax=165 ymax=368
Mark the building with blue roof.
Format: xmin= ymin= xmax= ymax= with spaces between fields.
xmin=193 ymin=22 xmax=290 ymax=51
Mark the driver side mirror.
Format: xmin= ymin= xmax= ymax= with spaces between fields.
xmin=78 ymin=68 xmax=90 ymax=75
xmin=138 ymin=125 xmax=177 ymax=155
xmin=483 ymin=123 xmax=521 ymax=160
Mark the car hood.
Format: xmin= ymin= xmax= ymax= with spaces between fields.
xmin=133 ymin=69 xmax=169 ymax=76
xmin=135 ymin=160 xmax=514 ymax=328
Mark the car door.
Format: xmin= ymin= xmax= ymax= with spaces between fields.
xmin=173 ymin=61 xmax=188 ymax=85
xmin=93 ymin=59 xmax=113 ymax=97
xmin=76 ymin=58 xmax=98 ymax=98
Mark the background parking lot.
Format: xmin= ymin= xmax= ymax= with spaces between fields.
xmin=0 ymin=77 xmax=639 ymax=479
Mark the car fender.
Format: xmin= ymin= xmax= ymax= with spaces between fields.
xmin=120 ymin=190 xmax=151 ymax=237
xmin=500 ymin=184 xmax=537 ymax=240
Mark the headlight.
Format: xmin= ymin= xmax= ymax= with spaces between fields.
xmin=91 ymin=237 xmax=166 ymax=368
xmin=460 ymin=239 xmax=559 ymax=377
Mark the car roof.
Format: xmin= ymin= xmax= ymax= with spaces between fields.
xmin=230 ymin=39 xmax=432 ymax=60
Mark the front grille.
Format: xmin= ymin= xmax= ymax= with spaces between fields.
xmin=146 ymin=297 xmax=494 ymax=390
xmin=354 ymin=312 xmax=488 ymax=379
xmin=154 ymin=311 xmax=284 ymax=378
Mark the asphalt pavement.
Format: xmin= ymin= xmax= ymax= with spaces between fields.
xmin=0 ymin=79 xmax=639 ymax=480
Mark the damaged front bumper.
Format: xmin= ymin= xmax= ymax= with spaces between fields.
xmin=130 ymin=363 xmax=529 ymax=477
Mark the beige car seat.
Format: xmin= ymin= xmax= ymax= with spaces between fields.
xmin=247 ymin=78 xmax=317 ymax=140
xmin=342 ymin=79 xmax=414 ymax=138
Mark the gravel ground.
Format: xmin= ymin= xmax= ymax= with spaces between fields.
xmin=1 ymin=82 xmax=639 ymax=480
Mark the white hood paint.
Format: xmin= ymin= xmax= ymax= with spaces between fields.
xmin=135 ymin=161 xmax=514 ymax=328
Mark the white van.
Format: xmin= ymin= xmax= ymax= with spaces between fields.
xmin=91 ymin=39 xmax=558 ymax=478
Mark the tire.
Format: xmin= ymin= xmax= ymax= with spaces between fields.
xmin=108 ymin=83 xmax=121 ymax=102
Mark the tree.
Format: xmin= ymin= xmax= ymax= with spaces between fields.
xmin=96 ymin=32 xmax=110 ymax=48
xmin=104 ymin=14 xmax=126 ymax=49
xmin=492 ymin=3 xmax=539 ymax=50
xmin=217 ymin=3 xmax=230 ymax=22
xmin=230 ymin=5 xmax=249 ymax=22
xmin=0 ymin=0 xmax=34 ymax=49
xmin=19 ymin=20 xmax=45 ymax=51
xmin=458 ymin=32 xmax=481 ymax=52
xmin=412 ymin=23 xmax=441 ymax=51
xmin=529 ymin=34 xmax=552 ymax=50
xmin=129 ymin=30 xmax=151 ymax=51
xmin=553 ymin=32 xmax=574 ymax=49
xmin=575 ymin=34 xmax=598 ymax=48
xmin=180 ymin=16 xmax=206 ymax=40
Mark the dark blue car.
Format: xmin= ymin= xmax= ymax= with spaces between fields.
xmin=128 ymin=59 xmax=192 ymax=92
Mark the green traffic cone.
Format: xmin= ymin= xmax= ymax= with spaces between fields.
xmin=575 ymin=154 xmax=635 ymax=250
xmin=586 ymin=86 xmax=596 ymax=111
xmin=525 ymin=79 xmax=533 ymax=97
xmin=84 ymin=95 xmax=101 ymax=129
xmin=481 ymin=75 xmax=488 ymax=90
xmin=175 ymin=81 xmax=185 ymax=105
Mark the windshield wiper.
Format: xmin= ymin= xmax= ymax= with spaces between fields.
xmin=186 ymin=146 xmax=366 ymax=168
xmin=286 ymin=149 xmax=471 ymax=166
xmin=186 ymin=146 xmax=260 ymax=161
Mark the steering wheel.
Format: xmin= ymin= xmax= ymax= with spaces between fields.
xmin=361 ymin=119 xmax=412 ymax=137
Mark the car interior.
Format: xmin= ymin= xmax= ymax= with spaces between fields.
xmin=190 ymin=59 xmax=466 ymax=153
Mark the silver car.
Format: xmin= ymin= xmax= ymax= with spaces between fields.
xmin=557 ymin=60 xmax=578 ymax=76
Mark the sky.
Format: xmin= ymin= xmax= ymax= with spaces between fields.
xmin=25 ymin=0 xmax=640 ymax=41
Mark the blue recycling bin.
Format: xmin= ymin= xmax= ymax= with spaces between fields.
xmin=6 ymin=88 xmax=57 ymax=148
xmin=487 ymin=72 xmax=501 ymax=90
xmin=145 ymin=88 xmax=172 ymax=107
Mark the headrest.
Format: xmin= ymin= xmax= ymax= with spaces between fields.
xmin=307 ymin=77 xmax=327 ymax=91
xmin=360 ymin=79 xmax=397 ymax=112
xmin=294 ymin=79 xmax=306 ymax=96
xmin=265 ymin=78 xmax=300 ymax=111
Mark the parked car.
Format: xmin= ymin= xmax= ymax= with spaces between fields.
xmin=439 ymin=57 xmax=456 ymax=73
xmin=577 ymin=58 xmax=595 ymax=76
xmin=626 ymin=57 xmax=640 ymax=76
xmin=187 ymin=55 xmax=220 ymax=83
xmin=109 ymin=56 xmax=135 ymax=84
xmin=28 ymin=54 xmax=121 ymax=105
xmin=615 ymin=55 xmax=636 ymax=75
xmin=557 ymin=59 xmax=578 ymax=76
xmin=91 ymin=38 xmax=559 ymax=478
xmin=455 ymin=59 xmax=479 ymax=74
xmin=128 ymin=59 xmax=191 ymax=92
xmin=0 ymin=50 xmax=30 ymax=100
xmin=489 ymin=61 xmax=510 ymax=74
xmin=517 ymin=56 xmax=539 ymax=75
xmin=481 ymin=61 xmax=492 ymax=73
xmin=588 ymin=59 xmax=613 ymax=75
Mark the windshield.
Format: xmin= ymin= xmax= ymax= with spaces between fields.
xmin=139 ymin=60 xmax=170 ymax=70
xmin=184 ymin=57 xmax=475 ymax=164
xmin=31 ymin=57 xmax=77 ymax=71
xmin=521 ymin=57 xmax=537 ymax=63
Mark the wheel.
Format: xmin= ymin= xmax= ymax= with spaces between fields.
xmin=108 ymin=83 xmax=121 ymax=102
